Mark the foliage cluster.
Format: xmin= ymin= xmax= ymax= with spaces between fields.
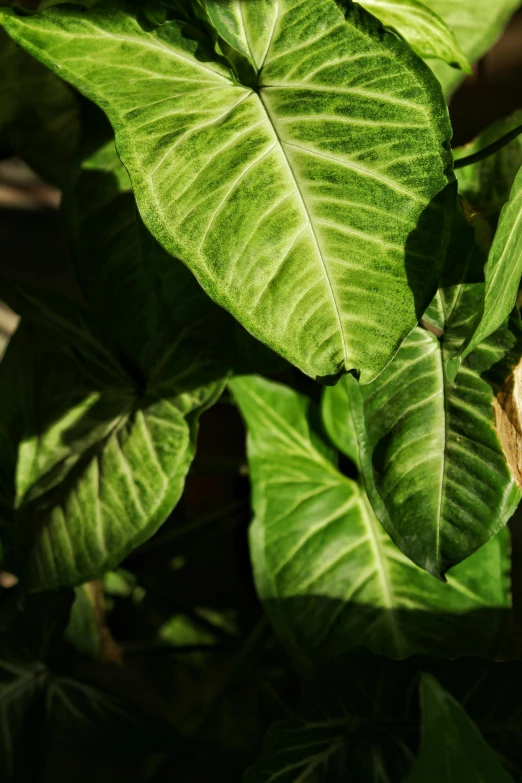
xmin=1 ymin=0 xmax=522 ymax=780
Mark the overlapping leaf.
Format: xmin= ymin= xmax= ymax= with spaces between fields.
xmin=460 ymin=164 xmax=522 ymax=361
xmin=344 ymin=305 xmax=521 ymax=577
xmin=0 ymin=148 xmax=229 ymax=589
xmin=355 ymin=0 xmax=471 ymax=71
xmin=422 ymin=0 xmax=521 ymax=97
xmin=230 ymin=375 xmax=511 ymax=667
xmin=403 ymin=674 xmax=515 ymax=782
xmin=0 ymin=0 xmax=455 ymax=382
xmin=0 ymin=132 xmax=290 ymax=589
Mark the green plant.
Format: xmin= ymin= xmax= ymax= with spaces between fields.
xmin=1 ymin=0 xmax=522 ymax=780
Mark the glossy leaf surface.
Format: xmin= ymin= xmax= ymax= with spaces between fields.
xmin=346 ymin=312 xmax=521 ymax=577
xmin=403 ymin=674 xmax=515 ymax=783
xmin=231 ymin=375 xmax=511 ymax=667
xmin=0 ymin=0 xmax=455 ymax=382
xmin=356 ymin=0 xmax=471 ymax=71
xmin=461 ymin=165 xmax=522 ymax=361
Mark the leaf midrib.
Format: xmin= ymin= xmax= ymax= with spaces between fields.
xmin=241 ymin=382 xmax=403 ymax=648
xmin=258 ymin=87 xmax=348 ymax=368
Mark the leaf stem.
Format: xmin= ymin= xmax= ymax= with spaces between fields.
xmin=454 ymin=125 xmax=522 ymax=170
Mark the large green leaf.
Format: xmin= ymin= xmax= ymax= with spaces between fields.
xmin=422 ymin=0 xmax=521 ymax=97
xmin=230 ymin=375 xmax=511 ymax=667
xmin=346 ymin=313 xmax=521 ymax=577
xmin=455 ymin=111 xmax=522 ymax=225
xmin=355 ymin=0 xmax=471 ymax=71
xmin=0 ymin=318 xmax=223 ymax=590
xmin=0 ymin=0 xmax=455 ymax=382
xmin=0 ymin=29 xmax=80 ymax=187
xmin=0 ymin=130 xmax=290 ymax=590
xmin=338 ymin=197 xmax=522 ymax=576
xmin=403 ymin=674 xmax=515 ymax=783
xmin=460 ymin=165 xmax=522 ymax=361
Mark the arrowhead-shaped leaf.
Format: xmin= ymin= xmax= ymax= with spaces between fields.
xmin=343 ymin=310 xmax=521 ymax=576
xmin=0 ymin=142 xmax=250 ymax=589
xmin=230 ymin=375 xmax=511 ymax=667
xmin=0 ymin=0 xmax=455 ymax=382
xmin=355 ymin=0 xmax=471 ymax=72
xmin=0 ymin=319 xmax=223 ymax=590
xmin=403 ymin=674 xmax=515 ymax=783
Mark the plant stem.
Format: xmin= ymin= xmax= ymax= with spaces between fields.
xmin=454 ymin=124 xmax=522 ymax=170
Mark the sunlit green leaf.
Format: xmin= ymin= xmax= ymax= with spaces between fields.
xmin=0 ymin=318 xmax=223 ymax=590
xmin=231 ymin=375 xmax=511 ymax=666
xmin=460 ymin=165 xmax=522 ymax=361
xmin=346 ymin=314 xmax=521 ymax=577
xmin=355 ymin=0 xmax=471 ymax=71
xmin=0 ymin=0 xmax=455 ymax=382
xmin=63 ymin=139 xmax=283 ymax=376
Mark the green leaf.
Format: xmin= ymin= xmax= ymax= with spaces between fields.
xmin=230 ymin=375 xmax=511 ymax=667
xmin=65 ymin=582 xmax=112 ymax=660
xmin=245 ymin=654 xmax=417 ymax=783
xmin=423 ymin=196 xmax=491 ymax=365
xmin=455 ymin=111 xmax=522 ymax=225
xmin=0 ymin=29 xmax=81 ymax=187
xmin=0 ymin=132 xmax=286 ymax=590
xmin=355 ymin=0 xmax=471 ymax=72
xmin=0 ymin=313 xmax=223 ymax=590
xmin=0 ymin=0 xmax=455 ymax=382
xmin=63 ymin=139 xmax=283 ymax=376
xmin=346 ymin=312 xmax=521 ymax=577
xmin=403 ymin=674 xmax=515 ymax=783
xmin=321 ymin=371 xmax=361 ymax=468
xmin=421 ymin=0 xmax=521 ymax=97
xmin=460 ymin=165 xmax=522 ymax=361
